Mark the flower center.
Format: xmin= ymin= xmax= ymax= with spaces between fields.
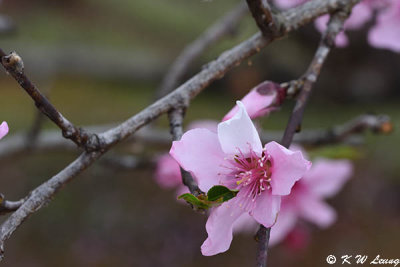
xmin=224 ymin=148 xmax=273 ymax=199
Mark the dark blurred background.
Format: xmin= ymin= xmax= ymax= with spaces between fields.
xmin=0 ymin=0 xmax=399 ymax=266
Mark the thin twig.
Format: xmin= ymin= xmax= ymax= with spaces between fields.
xmin=246 ymin=0 xmax=280 ymax=37
xmin=0 ymin=195 xmax=26 ymax=215
xmin=0 ymin=50 xmax=101 ymax=151
xmin=0 ymin=0 xmax=360 ymax=259
xmin=255 ymin=6 xmax=354 ymax=267
xmin=156 ymin=2 xmax=248 ymax=99
xmin=281 ymin=10 xmax=352 ymax=147
xmin=290 ymin=114 xmax=393 ymax=146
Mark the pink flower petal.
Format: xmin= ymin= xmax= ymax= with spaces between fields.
xmin=250 ymin=190 xmax=281 ymax=227
xmin=297 ymin=194 xmax=336 ymax=228
xmin=170 ymin=128 xmax=226 ymax=192
xmin=345 ymin=2 xmax=373 ymax=29
xmin=266 ymin=141 xmax=311 ymax=196
xmin=201 ymin=198 xmax=246 ymax=256
xmin=302 ymin=159 xmax=353 ymax=198
xmin=217 ymin=101 xmax=263 ymax=156
xmin=0 ymin=121 xmax=9 ymax=140
xmin=222 ymin=81 xmax=282 ymax=121
xmin=269 ymin=205 xmax=298 ymax=246
xmin=368 ymin=0 xmax=400 ymax=52
xmin=154 ymin=154 xmax=182 ymax=189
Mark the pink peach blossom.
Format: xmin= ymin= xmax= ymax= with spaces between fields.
xmin=269 ymin=151 xmax=353 ymax=246
xmin=315 ymin=2 xmax=373 ymax=47
xmin=223 ymin=81 xmax=284 ymax=121
xmin=170 ymin=101 xmax=310 ymax=256
xmin=0 ymin=121 xmax=8 ymax=140
xmin=368 ymin=0 xmax=400 ymax=52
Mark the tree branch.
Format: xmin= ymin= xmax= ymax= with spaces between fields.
xmin=246 ymin=0 xmax=280 ymax=37
xmin=0 ymin=50 xmax=102 ymax=151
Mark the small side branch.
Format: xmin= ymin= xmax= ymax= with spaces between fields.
xmin=0 ymin=49 xmax=102 ymax=151
xmin=294 ymin=114 xmax=393 ymax=146
xmin=168 ymin=108 xmax=203 ymax=196
xmin=255 ymin=8 xmax=352 ymax=267
xmin=246 ymin=0 xmax=280 ymax=37
xmin=0 ymin=195 xmax=25 ymax=215
xmin=281 ymin=10 xmax=351 ymax=147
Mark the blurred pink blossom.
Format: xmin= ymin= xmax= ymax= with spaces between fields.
xmin=314 ymin=2 xmax=372 ymax=47
xmin=170 ymin=101 xmax=310 ymax=256
xmin=368 ymin=0 xmax=400 ymax=52
xmin=0 ymin=121 xmax=8 ymax=140
xmin=283 ymin=225 xmax=311 ymax=252
xmin=223 ymin=81 xmax=284 ymax=121
xmin=269 ymin=148 xmax=353 ymax=246
xmin=275 ymin=0 xmax=400 ymax=53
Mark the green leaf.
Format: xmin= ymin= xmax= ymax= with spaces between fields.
xmin=207 ymin=185 xmax=238 ymax=202
xmin=178 ymin=193 xmax=209 ymax=209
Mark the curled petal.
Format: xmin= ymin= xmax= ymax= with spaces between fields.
xmin=266 ymin=141 xmax=311 ymax=196
xmin=222 ymin=81 xmax=282 ymax=121
xmin=170 ymin=128 xmax=225 ymax=192
xmin=0 ymin=121 xmax=9 ymax=140
xmin=201 ymin=198 xmax=245 ymax=256
xmin=303 ymin=159 xmax=353 ymax=198
xmin=218 ymin=101 xmax=262 ymax=156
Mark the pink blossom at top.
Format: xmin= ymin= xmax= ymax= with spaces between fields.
xmin=223 ymin=81 xmax=284 ymax=121
xmin=170 ymin=101 xmax=310 ymax=256
xmin=269 ymin=149 xmax=353 ymax=246
xmin=315 ymin=2 xmax=373 ymax=47
xmin=368 ymin=0 xmax=400 ymax=52
xmin=275 ymin=0 xmax=400 ymax=53
xmin=0 ymin=121 xmax=8 ymax=140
